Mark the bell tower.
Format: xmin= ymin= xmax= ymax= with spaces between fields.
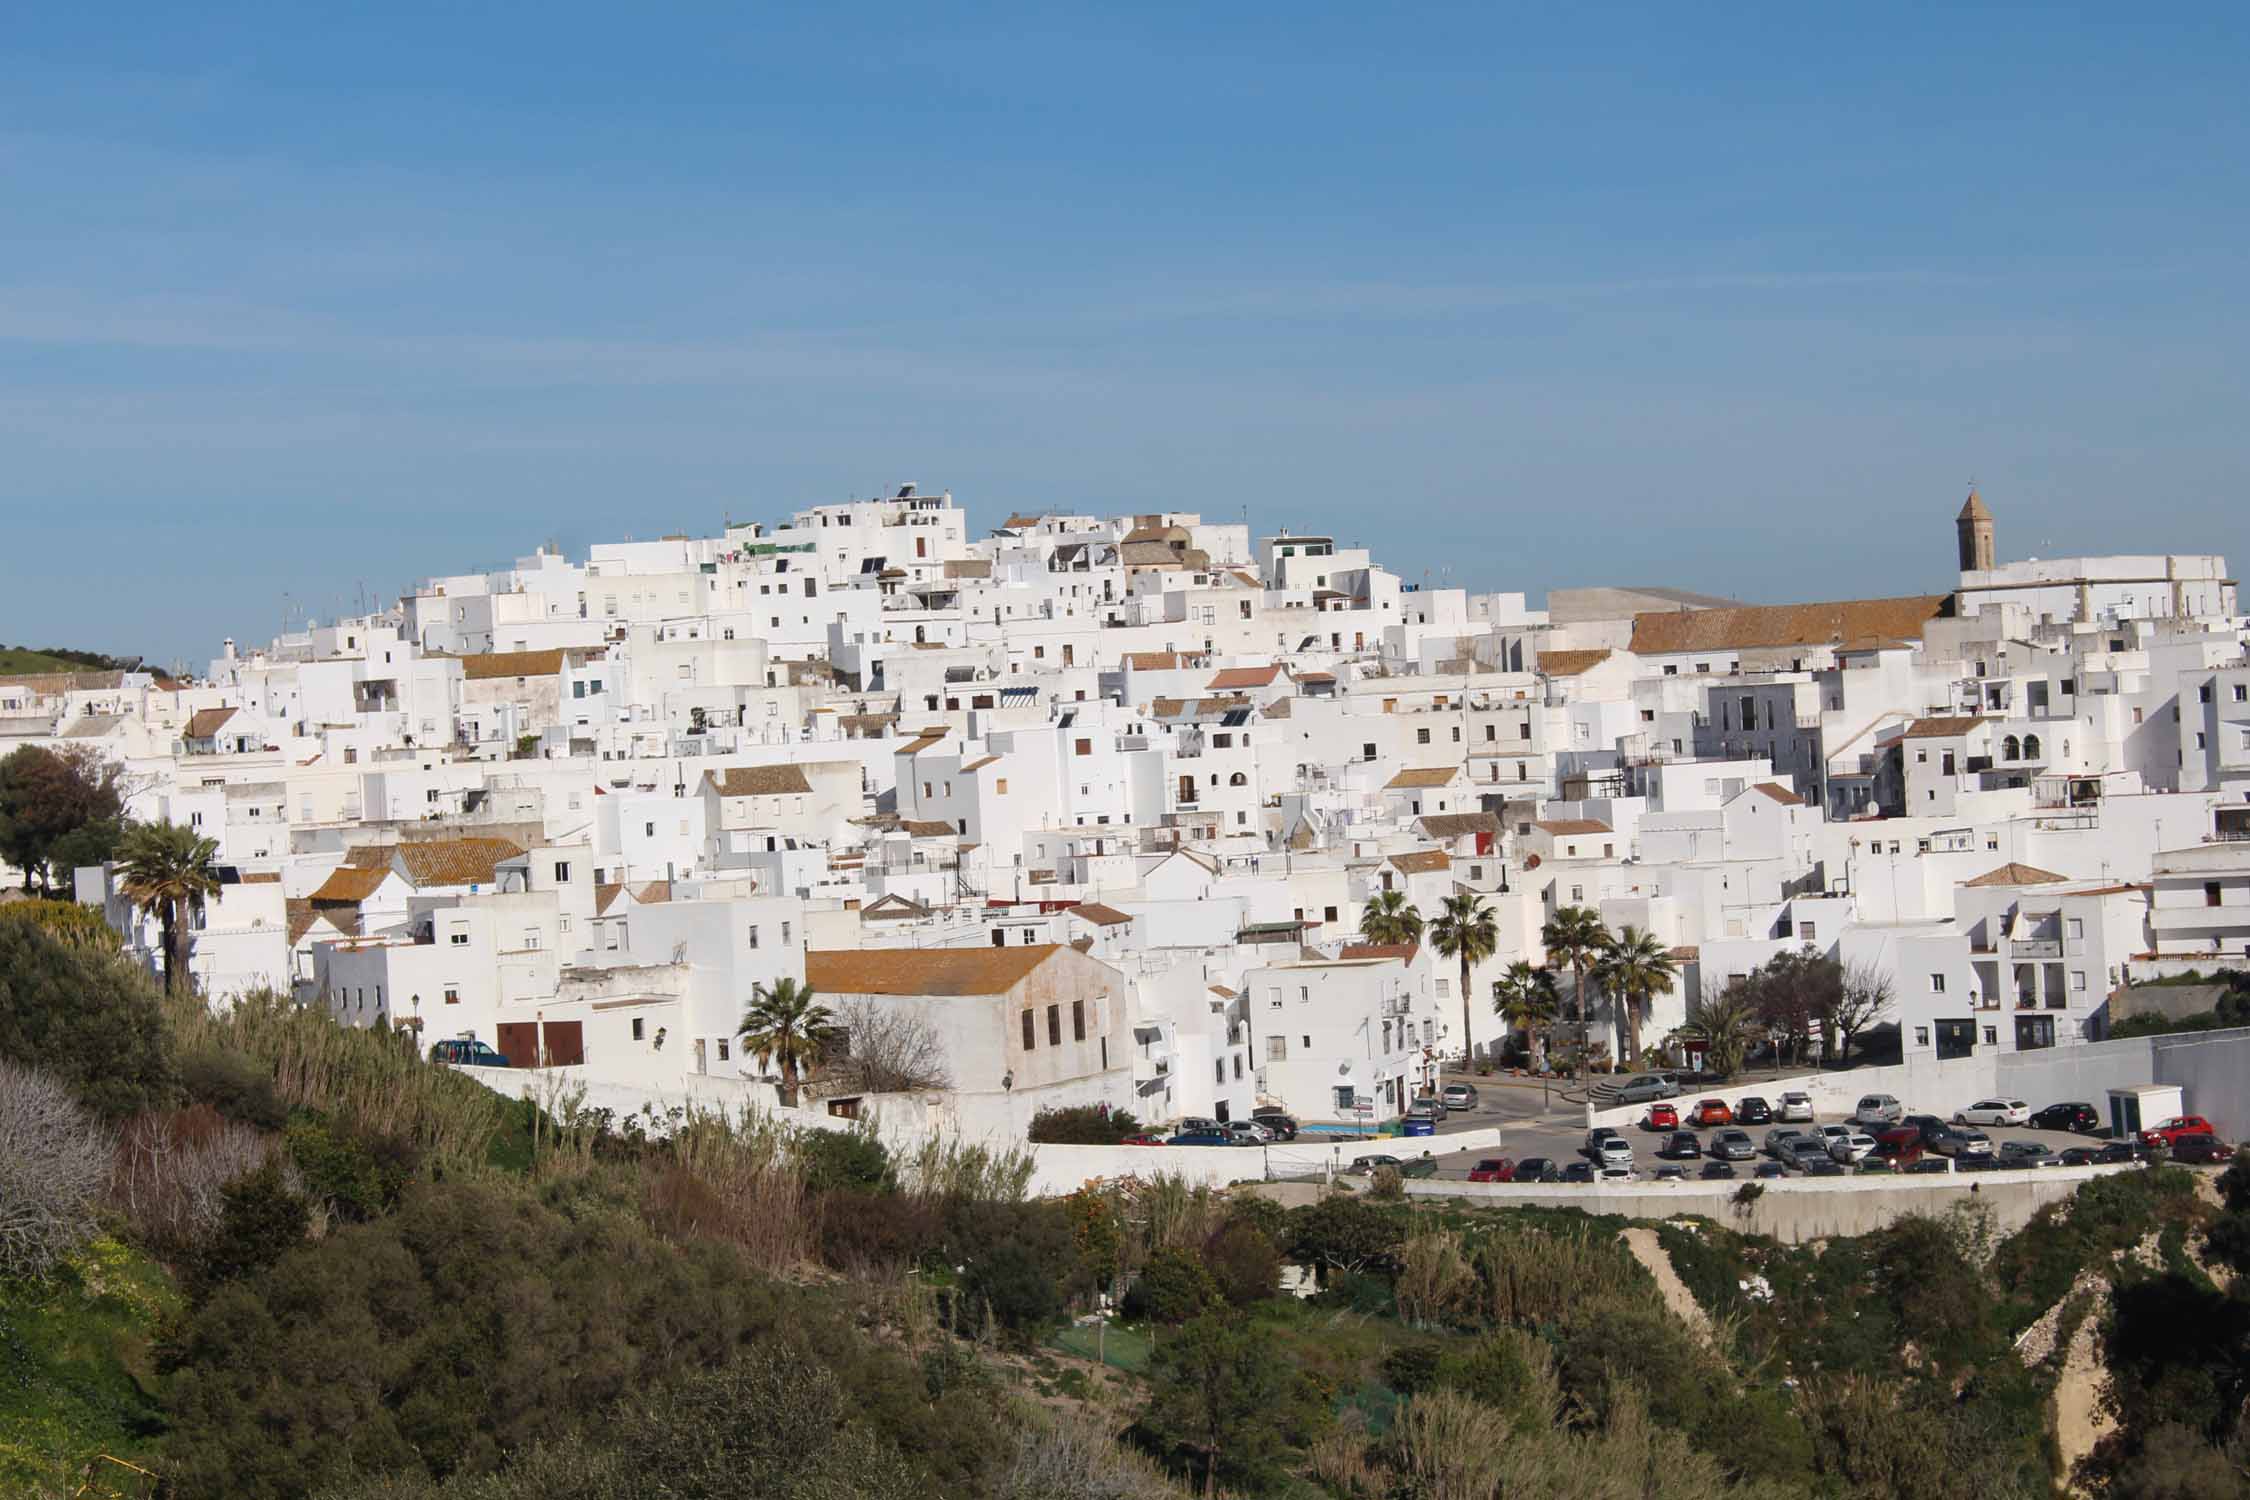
xmin=1956 ymin=487 xmax=1995 ymax=572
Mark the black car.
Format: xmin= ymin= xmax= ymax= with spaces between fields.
xmin=1901 ymin=1113 xmax=1949 ymax=1148
xmin=2171 ymin=1135 xmax=2235 ymax=1166
xmin=1663 ymin=1130 xmax=1703 ymax=1160
xmin=1955 ymin=1155 xmax=2001 ymax=1172
xmin=1559 ymin=1162 xmax=1596 ymax=1183
xmin=1905 ymin=1157 xmax=1953 ymax=1174
xmin=1699 ymin=1160 xmax=1738 ymax=1180
xmin=1753 ymin=1161 xmax=1788 ymax=1179
xmin=2062 ymin=1140 xmax=2165 ymax=1166
xmin=1733 ymin=1096 xmax=1773 ymax=1126
xmin=2029 ymin=1102 xmax=2102 ymax=1135
xmin=1802 ymin=1159 xmax=1846 ymax=1177
xmin=1512 ymin=1157 xmax=1562 ymax=1183
xmin=1249 ymin=1109 xmax=1299 ymax=1141
xmin=1653 ymin=1165 xmax=1689 ymax=1182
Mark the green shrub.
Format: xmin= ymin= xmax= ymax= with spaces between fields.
xmin=1203 ymin=1220 xmax=1281 ymax=1307
xmin=189 ymin=1161 xmax=309 ymax=1299
xmin=178 ymin=1046 xmax=286 ymax=1130
xmin=1381 ymin=1342 xmax=1442 ymax=1396
xmin=0 ymin=916 xmax=174 ymax=1120
xmin=284 ymin=1115 xmax=417 ymax=1222
xmin=794 ymin=1122 xmax=892 ymax=1194
xmin=1026 ymin=1104 xmax=1143 ymax=1144
xmin=1131 ymin=1247 xmax=1218 ymax=1326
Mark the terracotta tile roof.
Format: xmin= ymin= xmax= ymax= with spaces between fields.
xmin=459 ymin=649 xmax=567 ymax=681
xmin=1748 ymin=782 xmax=1805 ymax=806
xmin=1417 ymin=812 xmax=1503 ymax=840
xmin=1151 ymin=696 xmax=1250 ymax=720
xmin=1260 ymin=699 xmax=1291 ymax=719
xmin=1668 ymin=945 xmax=1700 ymax=960
xmin=1963 ymin=862 xmax=2069 ymax=888
xmin=1902 ymin=715 xmax=1990 ymax=739
xmin=1121 ymin=524 xmax=1182 ymax=545
xmin=1208 ymin=983 xmax=1237 ymax=999
xmin=1628 ymin=594 xmax=1950 ymax=656
xmin=708 ymin=764 xmax=814 ymax=795
xmin=1206 ymin=665 xmax=1282 ymax=690
xmin=1534 ymin=818 xmax=1613 ymax=836
xmin=309 ymin=864 xmax=391 ymax=904
xmin=838 ymin=712 xmax=898 ymax=737
xmin=184 ymin=706 xmax=237 ymax=738
xmin=1386 ymin=850 xmax=1452 ymax=875
xmin=1384 ymin=767 xmax=1460 ymax=790
xmin=999 ymin=513 xmax=1045 ymax=529
xmin=593 ymin=882 xmax=625 ymax=915
xmin=61 ymin=714 xmax=125 ymax=739
xmin=1070 ymin=901 xmax=1133 ymax=927
xmin=900 ymin=819 xmax=958 ymax=838
xmin=898 ymin=731 xmax=949 ymax=755
xmin=238 ymin=871 xmax=281 ymax=884
xmin=806 ymin=944 xmax=1065 ymax=996
xmin=1125 ymin=651 xmax=1188 ymax=671
xmin=1536 ymin=649 xmax=1613 ymax=677
xmin=1340 ymin=941 xmax=1420 ymax=962
xmin=392 ymin=837 xmax=524 ymax=888
xmin=1293 ymin=670 xmax=1336 ymax=683
xmin=860 ymin=893 xmax=933 ymax=921
xmin=960 ymin=755 xmax=1001 ymax=772
xmin=942 ymin=559 xmax=992 ymax=579
xmin=285 ymin=898 xmax=321 ymax=945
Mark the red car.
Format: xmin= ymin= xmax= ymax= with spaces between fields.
xmin=1118 ymin=1134 xmax=1166 ymax=1146
xmin=2141 ymin=1115 xmax=2217 ymax=1148
xmin=1643 ymin=1103 xmax=1680 ymax=1132
xmin=1690 ymin=1098 xmax=1734 ymax=1128
xmin=1467 ymin=1158 xmax=1516 ymax=1183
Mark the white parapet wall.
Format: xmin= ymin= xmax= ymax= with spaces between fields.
xmin=1023 ymin=1127 xmax=1508 ymax=1198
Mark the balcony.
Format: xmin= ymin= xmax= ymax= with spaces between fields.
xmin=2009 ymin=939 xmax=2062 ymax=959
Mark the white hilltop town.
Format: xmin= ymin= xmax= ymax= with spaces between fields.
xmin=10 ymin=485 xmax=2249 ymax=1184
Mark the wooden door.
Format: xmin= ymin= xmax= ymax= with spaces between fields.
xmin=542 ymin=1021 xmax=585 ymax=1067
xmin=496 ymin=1022 xmax=538 ymax=1068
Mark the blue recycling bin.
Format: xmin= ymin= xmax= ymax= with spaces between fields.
xmin=1402 ymin=1117 xmax=1437 ymax=1138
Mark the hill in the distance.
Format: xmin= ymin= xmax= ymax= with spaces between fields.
xmin=0 ymin=645 xmax=142 ymax=675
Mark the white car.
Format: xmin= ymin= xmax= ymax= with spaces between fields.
xmin=1830 ymin=1132 xmax=1878 ymax=1164
xmin=1954 ymin=1098 xmax=2031 ymax=1127
xmin=1596 ymin=1163 xmax=1634 ymax=1183
xmin=1595 ymin=1136 xmax=1635 ymax=1167
xmin=1776 ymin=1091 xmax=1815 ymax=1122
xmin=1814 ymin=1123 xmax=1855 ymax=1148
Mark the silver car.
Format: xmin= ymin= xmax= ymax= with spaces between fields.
xmin=1763 ymin=1127 xmax=1808 ymax=1159
xmin=1996 ymin=1139 xmax=2062 ymax=1168
xmin=1776 ymin=1092 xmax=1815 ymax=1122
xmin=1830 ymin=1131 xmax=1878 ymax=1164
xmin=1709 ymin=1128 xmax=1758 ymax=1161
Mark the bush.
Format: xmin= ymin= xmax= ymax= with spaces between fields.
xmin=1027 ymin=1105 xmax=1143 ymax=1144
xmin=285 ymin=1115 xmax=417 ymax=1222
xmin=109 ymin=1104 xmax=289 ymax=1257
xmin=1132 ymin=1246 xmax=1219 ymax=1326
xmin=963 ymin=1239 xmax=1066 ymax=1339
xmin=1288 ymin=1194 xmax=1405 ymax=1280
xmin=1204 ymin=1220 xmax=1281 ymax=1307
xmin=1367 ymin=1165 xmax=1405 ymax=1200
xmin=1382 ymin=1342 xmax=1442 ymax=1396
xmin=190 ymin=1160 xmax=310 ymax=1297
xmin=178 ymin=1046 xmax=286 ymax=1130
xmin=795 ymin=1122 xmax=892 ymax=1194
xmin=0 ymin=917 xmax=174 ymax=1120
xmin=0 ymin=1057 xmax=110 ymax=1277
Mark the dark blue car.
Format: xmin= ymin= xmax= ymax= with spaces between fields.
xmin=430 ymin=1039 xmax=510 ymax=1068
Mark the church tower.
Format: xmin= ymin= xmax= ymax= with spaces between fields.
xmin=1956 ymin=488 xmax=1995 ymax=572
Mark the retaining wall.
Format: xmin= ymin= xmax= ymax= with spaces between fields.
xmin=1407 ymin=1162 xmax=2134 ymax=1244
xmin=1023 ymin=1127 xmax=1508 ymax=1198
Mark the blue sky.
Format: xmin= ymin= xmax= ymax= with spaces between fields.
xmin=3 ymin=5 xmax=2246 ymax=663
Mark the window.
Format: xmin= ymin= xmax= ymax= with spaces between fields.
xmin=2068 ymin=918 xmax=2084 ymax=939
xmin=1930 ymin=973 xmax=1946 ymax=993
xmin=1298 ymin=986 xmax=1310 ymax=1004
xmin=748 ymin=925 xmax=760 ymax=949
xmin=1800 ymin=921 xmax=1817 ymax=941
xmin=1047 ymin=1005 xmax=1061 ymax=1046
xmin=1267 ymin=1035 xmax=1287 ymax=1061
xmin=450 ymin=930 xmax=469 ymax=946
xmin=717 ymin=1039 xmax=730 ymax=1061
xmin=444 ymin=985 xmax=460 ymax=1005
xmin=1416 ymin=727 xmax=1431 ymax=745
xmin=1914 ymin=1026 xmax=1930 ymax=1047
xmin=1074 ymin=738 xmax=1092 ymax=756
xmin=1022 ymin=1011 xmax=1037 ymax=1050
xmin=1982 ymin=1026 xmax=1997 ymax=1047
xmin=781 ymin=921 xmax=791 ymax=945
xmin=1324 ymin=905 xmax=1338 ymax=922
xmin=1072 ymin=1000 xmax=1086 ymax=1042
xmin=1362 ymin=742 xmax=1377 ymax=760
xmin=632 ymin=1018 xmax=645 ymax=1041
xmin=2208 ymin=882 xmax=2225 ymax=908
xmin=553 ymin=861 xmax=570 ymax=883
xmin=1303 ymin=1035 xmax=1312 ymax=1049
xmin=2071 ymin=970 xmax=2087 ymax=991
xmin=1215 ymin=1059 xmax=1226 ymax=1085
xmin=1266 ymin=988 xmax=1282 ymax=1009
xmin=1570 ymin=885 xmax=1583 ymax=901
xmin=2237 ymin=684 xmax=2248 ymax=703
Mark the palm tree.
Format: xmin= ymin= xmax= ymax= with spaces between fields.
xmin=1675 ymin=979 xmax=1758 ymax=1080
xmin=1429 ymin=891 xmax=1498 ymax=1078
xmin=1595 ymin=926 xmax=1678 ymax=1069
xmin=1358 ymin=888 xmax=1424 ymax=946
xmin=115 ymin=819 xmax=219 ymax=997
xmin=1491 ymin=961 xmax=1559 ymax=1070
xmin=736 ymin=977 xmax=837 ymax=1106
xmin=1540 ymin=905 xmax=1611 ymax=1081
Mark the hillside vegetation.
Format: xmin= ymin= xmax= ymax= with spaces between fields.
xmin=3 ymin=906 xmax=2248 ymax=1498
xmin=0 ymin=646 xmax=139 ymax=675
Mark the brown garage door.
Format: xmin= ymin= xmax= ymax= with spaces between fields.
xmin=494 ymin=1021 xmax=585 ymax=1068
xmin=542 ymin=1021 xmax=585 ymax=1067
xmin=496 ymin=1023 xmax=538 ymax=1068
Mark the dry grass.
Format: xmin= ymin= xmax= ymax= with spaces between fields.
xmin=106 ymin=1103 xmax=298 ymax=1255
xmin=642 ymin=1103 xmax=815 ymax=1273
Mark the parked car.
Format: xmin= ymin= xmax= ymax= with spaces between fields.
xmin=1169 ymin=1130 xmax=1234 ymax=1147
xmin=1642 ymin=1102 xmax=1681 ymax=1132
xmin=1954 ymin=1098 xmax=2032 ymax=1127
xmin=1733 ymin=1096 xmax=1773 ymax=1125
xmin=1348 ymin=1153 xmax=1403 ymax=1174
xmin=1905 ymin=1157 xmax=1953 ymax=1174
xmin=1405 ymin=1098 xmax=1443 ymax=1123
xmin=1900 ymin=1113 xmax=1950 ymax=1148
xmin=1467 ymin=1157 xmax=1517 ymax=1182
xmin=1559 ymin=1162 xmax=1597 ymax=1183
xmin=1857 ymin=1158 xmax=1895 ymax=1174
xmin=1699 ymin=1160 xmax=1738 ymax=1180
xmin=429 ymin=1039 xmax=510 ymax=1068
xmin=1830 ymin=1132 xmax=1879 ymax=1165
xmin=1584 ymin=1126 xmax=1624 ymax=1158
xmin=1813 ymin=1123 xmax=1856 ymax=1151
xmin=1398 ymin=1154 xmax=1440 ymax=1179
xmin=1776 ymin=1091 xmax=1815 ymax=1122
xmin=1784 ymin=1138 xmax=1835 ymax=1173
xmin=1593 ymin=1136 xmax=1635 ymax=1168
xmin=1119 ymin=1134 xmax=1166 ymax=1146
xmin=1762 ymin=1127 xmax=1808 ymax=1159
xmin=1753 ymin=1161 xmax=1789 ymax=1179
xmin=1851 ymin=1094 xmax=1906 ymax=1127
xmin=1662 ymin=1130 xmax=1703 ymax=1160
xmin=1226 ymin=1121 xmax=1274 ymax=1145
xmin=1956 ymin=1155 xmax=2003 ymax=1173
xmin=1709 ymin=1128 xmax=1758 ymax=1161
xmin=1441 ymin=1083 xmax=1480 ymax=1111
xmin=2141 ymin=1115 xmax=2218 ymax=1148
xmin=2060 ymin=1142 xmax=2157 ymax=1166
xmin=1512 ymin=1157 xmax=1562 ymax=1183
xmin=1996 ymin=1140 xmax=2063 ymax=1167
xmin=1653 ymin=1165 xmax=1689 ymax=1182
xmin=1249 ymin=1108 xmax=1299 ymax=1141
xmin=2029 ymin=1101 xmax=2102 ymax=1134
xmin=1615 ymin=1074 xmax=1681 ymax=1104
xmin=1803 ymin=1159 xmax=1847 ymax=1177
xmin=1872 ymin=1126 xmax=1926 ymax=1167
xmin=1929 ymin=1124 xmax=1994 ymax=1159
xmin=1597 ymin=1164 xmax=1635 ymax=1183
xmin=1688 ymin=1098 xmax=1733 ymax=1128
xmin=1178 ymin=1116 xmax=1222 ymax=1135
xmin=2171 ymin=1135 xmax=2235 ymax=1165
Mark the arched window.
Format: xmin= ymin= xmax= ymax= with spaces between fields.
xmin=2023 ymin=733 xmax=2042 ymax=760
xmin=2002 ymin=735 xmax=2021 ymax=760
xmin=1228 ymin=772 xmax=1247 ymax=787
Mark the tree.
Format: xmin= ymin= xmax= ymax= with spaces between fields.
xmin=1540 ymin=906 xmax=1611 ymax=1080
xmin=0 ymin=744 xmax=126 ymax=894
xmin=1675 ymin=978 xmax=1758 ymax=1079
xmin=1429 ymin=891 xmax=1498 ymax=1076
xmin=1028 ymin=1104 xmax=1144 ymax=1144
xmin=1750 ymin=946 xmax=1836 ymax=1066
xmin=0 ymin=1057 xmax=110 ymax=1278
xmin=116 ymin=817 xmax=220 ymax=996
xmin=0 ymin=914 xmax=174 ymax=1119
xmin=1594 ymin=925 xmax=1677 ymax=1069
xmin=1834 ymin=959 xmax=1894 ymax=1065
xmin=736 ymin=977 xmax=837 ymax=1106
xmin=44 ymin=813 xmax=126 ymax=891
xmin=1141 ymin=1312 xmax=1289 ymax=1497
xmin=818 ymin=998 xmax=952 ymax=1096
xmin=1491 ymin=961 xmax=1559 ymax=1069
xmin=1359 ymin=887 xmax=1424 ymax=946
